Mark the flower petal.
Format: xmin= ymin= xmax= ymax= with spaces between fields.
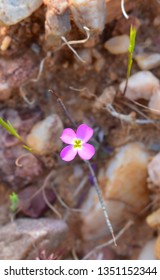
xmin=78 ymin=143 xmax=95 ymax=160
xmin=60 ymin=145 xmax=77 ymax=161
xmin=60 ymin=128 xmax=76 ymax=144
xmin=76 ymin=124 xmax=93 ymax=143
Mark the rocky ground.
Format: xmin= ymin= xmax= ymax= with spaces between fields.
xmin=0 ymin=0 xmax=160 ymax=260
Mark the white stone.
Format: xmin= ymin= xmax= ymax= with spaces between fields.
xmin=70 ymin=0 xmax=106 ymax=34
xmin=135 ymin=53 xmax=160 ymax=70
xmin=148 ymin=87 xmax=160 ymax=114
xmin=148 ymin=152 xmax=160 ymax=187
xmin=0 ymin=0 xmax=43 ymax=26
xmin=104 ymin=35 xmax=130 ymax=55
xmin=138 ymin=239 xmax=156 ymax=260
xmin=119 ymin=71 xmax=160 ymax=100
xmin=77 ymin=49 xmax=92 ymax=64
xmin=26 ymin=114 xmax=63 ymax=155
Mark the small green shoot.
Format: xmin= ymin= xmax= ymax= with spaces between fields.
xmin=9 ymin=192 xmax=19 ymax=212
xmin=127 ymin=24 xmax=137 ymax=78
xmin=23 ymin=145 xmax=33 ymax=152
xmin=0 ymin=117 xmax=32 ymax=152
xmin=123 ymin=24 xmax=137 ymax=95
xmin=0 ymin=118 xmax=23 ymax=142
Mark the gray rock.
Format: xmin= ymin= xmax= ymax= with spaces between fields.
xmin=0 ymin=0 xmax=43 ymax=26
xmin=0 ymin=218 xmax=68 ymax=259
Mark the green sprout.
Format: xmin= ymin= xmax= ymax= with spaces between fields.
xmin=0 ymin=117 xmax=32 ymax=151
xmin=127 ymin=24 xmax=137 ymax=78
xmin=0 ymin=118 xmax=23 ymax=142
xmin=9 ymin=192 xmax=19 ymax=212
xmin=123 ymin=24 xmax=137 ymax=95
xmin=23 ymin=145 xmax=33 ymax=152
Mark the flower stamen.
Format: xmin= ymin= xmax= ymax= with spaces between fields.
xmin=73 ymin=139 xmax=82 ymax=149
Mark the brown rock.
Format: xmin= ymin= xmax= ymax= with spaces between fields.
xmin=104 ymin=143 xmax=150 ymax=211
xmin=81 ymin=143 xmax=150 ymax=240
xmin=0 ymin=52 xmax=38 ymax=100
xmin=0 ymin=205 xmax=10 ymax=226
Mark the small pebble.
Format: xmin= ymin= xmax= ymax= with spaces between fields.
xmin=92 ymin=48 xmax=105 ymax=72
xmin=0 ymin=83 xmax=11 ymax=101
xmin=26 ymin=114 xmax=63 ymax=155
xmin=94 ymin=57 xmax=105 ymax=72
xmin=153 ymin=15 xmax=160 ymax=26
xmin=148 ymin=152 xmax=160 ymax=186
xmin=119 ymin=71 xmax=160 ymax=100
xmin=148 ymin=87 xmax=160 ymax=114
xmin=138 ymin=239 xmax=156 ymax=260
xmin=104 ymin=35 xmax=129 ymax=55
xmin=146 ymin=209 xmax=160 ymax=229
xmin=0 ymin=35 xmax=12 ymax=51
xmin=77 ymin=49 xmax=92 ymax=64
xmin=31 ymin=43 xmax=40 ymax=54
xmin=134 ymin=53 xmax=160 ymax=70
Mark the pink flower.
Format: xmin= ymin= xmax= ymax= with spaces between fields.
xmin=60 ymin=124 xmax=95 ymax=161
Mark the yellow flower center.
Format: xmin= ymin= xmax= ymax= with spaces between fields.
xmin=73 ymin=139 xmax=82 ymax=149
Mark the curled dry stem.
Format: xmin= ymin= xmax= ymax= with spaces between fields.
xmin=19 ymin=52 xmax=51 ymax=105
xmin=61 ymin=26 xmax=90 ymax=63
xmin=52 ymin=184 xmax=87 ymax=213
xmin=39 ymin=169 xmax=87 ymax=218
xmin=15 ymin=153 xmax=34 ymax=167
xmin=121 ymin=0 xmax=129 ymax=19
xmin=39 ymin=170 xmax=62 ymax=218
xmin=42 ymin=187 xmax=62 ymax=219
xmin=12 ymin=170 xmax=61 ymax=218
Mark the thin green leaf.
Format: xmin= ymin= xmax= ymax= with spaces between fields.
xmin=0 ymin=118 xmax=23 ymax=142
xmin=127 ymin=24 xmax=137 ymax=78
xmin=9 ymin=192 xmax=19 ymax=212
xmin=128 ymin=24 xmax=137 ymax=54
